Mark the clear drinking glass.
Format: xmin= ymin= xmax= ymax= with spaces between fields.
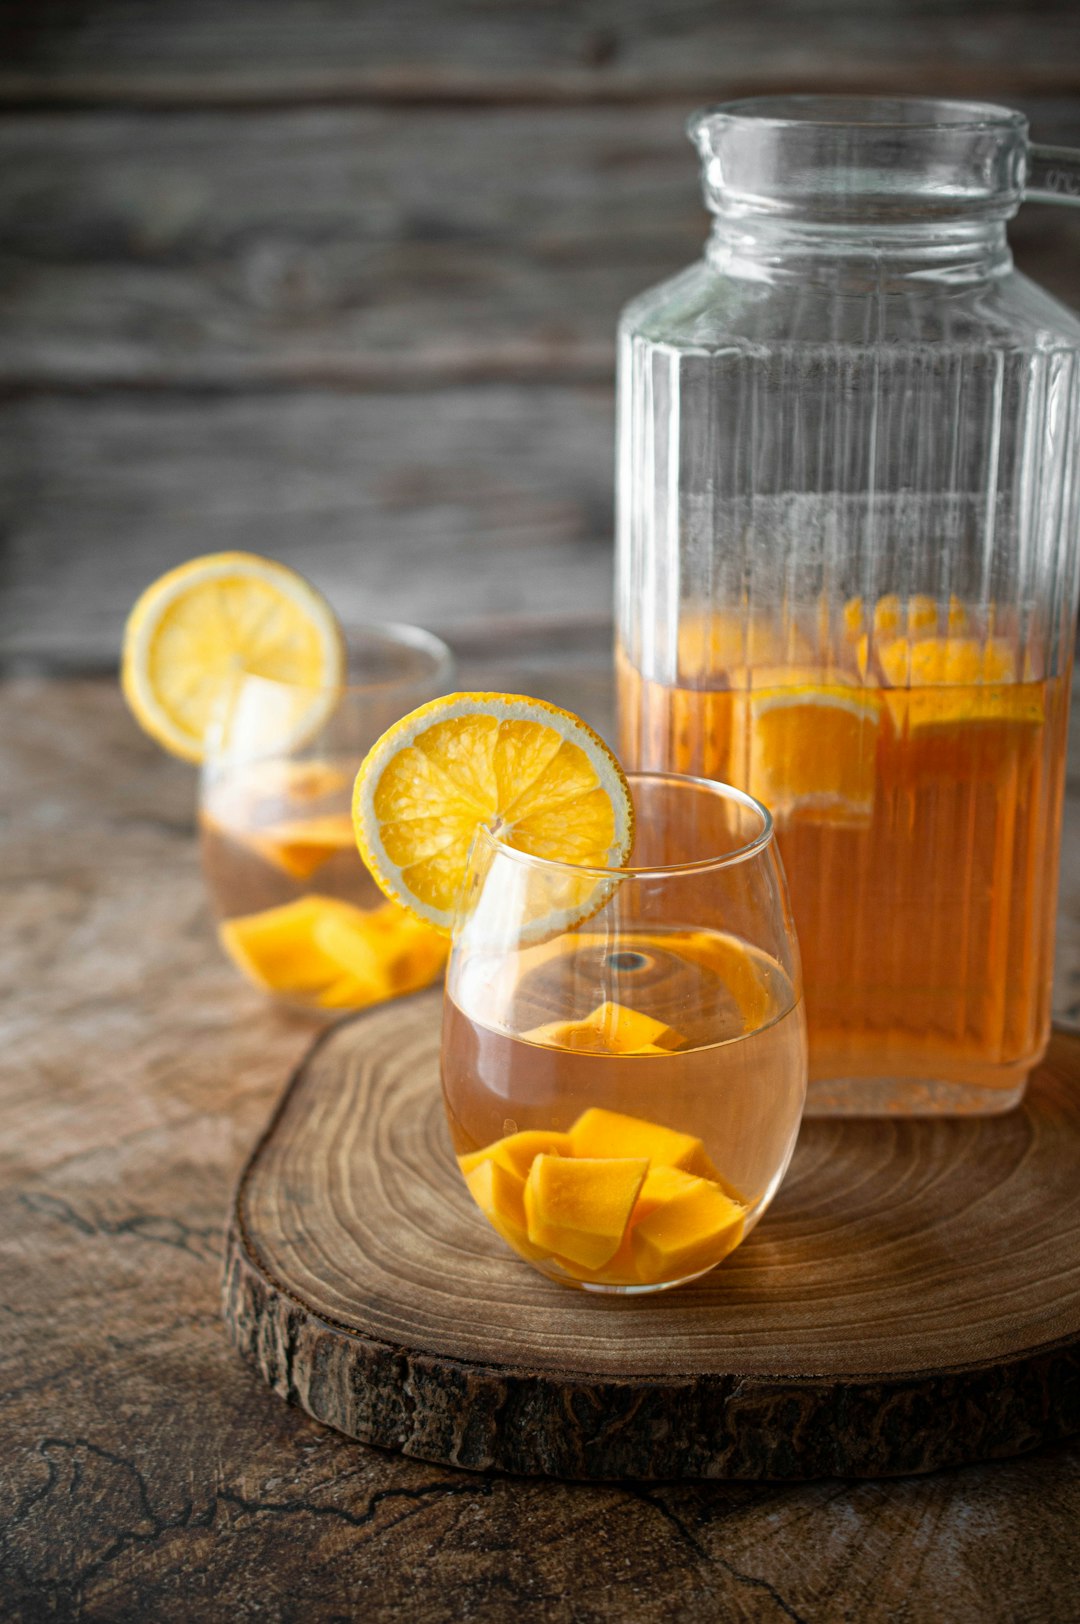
xmin=200 ymin=621 xmax=454 ymax=1012
xmin=441 ymin=773 xmax=807 ymax=1294
xmin=616 ymin=97 xmax=1080 ymax=1115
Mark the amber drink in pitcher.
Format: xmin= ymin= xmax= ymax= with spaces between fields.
xmin=616 ymin=98 xmax=1080 ymax=1113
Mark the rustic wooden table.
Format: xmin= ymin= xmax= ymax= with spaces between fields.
xmin=4 ymin=633 xmax=1080 ymax=1623
xmin=5 ymin=3 xmax=1080 ymax=1617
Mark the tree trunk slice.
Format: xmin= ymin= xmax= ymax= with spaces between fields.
xmin=222 ymin=990 xmax=1080 ymax=1480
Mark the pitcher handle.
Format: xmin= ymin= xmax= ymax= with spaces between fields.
xmin=1025 ymin=144 xmax=1080 ymax=207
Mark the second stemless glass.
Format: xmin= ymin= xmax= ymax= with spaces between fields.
xmin=441 ymin=773 xmax=807 ymax=1294
xmin=200 ymin=621 xmax=454 ymax=1012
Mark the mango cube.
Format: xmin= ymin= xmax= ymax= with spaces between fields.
xmin=316 ymin=970 xmax=392 ymax=1009
xmin=458 ymin=1130 xmax=573 ymax=1181
xmin=630 ymin=1164 xmax=707 ymax=1223
xmin=630 ymin=1176 xmax=746 ymax=1285
xmin=524 ymin=1154 xmax=647 ymax=1269
xmin=219 ymin=890 xmax=446 ymax=1009
xmin=315 ymin=898 xmax=446 ymax=1000
xmin=219 ymin=895 xmax=357 ymax=994
xmin=249 ymin=812 xmax=357 ymax=879
xmin=314 ymin=907 xmax=387 ymax=984
xmin=369 ymin=904 xmax=449 ymax=993
xmin=548 ymin=1166 xmax=717 ymax=1285
xmin=464 ymin=1157 xmax=545 ymax=1260
xmin=568 ymin=1107 xmax=719 ymax=1182
xmin=585 ymin=1001 xmax=684 ymax=1053
xmin=523 ymin=1019 xmax=614 ymax=1053
xmin=523 ymin=1001 xmax=684 ymax=1055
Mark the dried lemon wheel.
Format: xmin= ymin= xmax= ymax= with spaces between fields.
xmin=352 ymin=693 xmax=634 ymax=935
xmin=121 ymin=552 xmax=344 ymax=762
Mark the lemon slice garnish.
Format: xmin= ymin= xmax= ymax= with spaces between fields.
xmin=121 ymin=552 xmax=344 ymax=762
xmin=747 ymin=674 xmax=881 ymax=824
xmin=352 ymin=692 xmax=634 ymax=935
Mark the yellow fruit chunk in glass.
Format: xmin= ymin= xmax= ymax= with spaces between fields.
xmin=316 ymin=969 xmax=392 ymax=1010
xmin=632 ymin=1164 xmax=709 ymax=1221
xmin=463 ymin=1157 xmax=546 ymax=1261
xmin=315 ymin=900 xmax=447 ymax=998
xmin=546 ymin=1166 xmax=745 ymax=1286
xmin=219 ymin=895 xmax=357 ymax=995
xmin=313 ymin=907 xmax=389 ymax=981
xmin=248 ymin=812 xmax=356 ymax=879
xmin=458 ymin=1129 xmax=573 ymax=1180
xmin=219 ymin=892 xmax=446 ymax=1008
xmin=523 ymin=1000 xmax=684 ymax=1056
xmin=568 ymin=1107 xmax=718 ymax=1182
xmin=358 ymin=900 xmax=449 ymax=988
xmin=521 ymin=1019 xmax=613 ymax=1052
xmin=630 ymin=1175 xmax=746 ymax=1285
xmin=524 ymin=1154 xmax=648 ymax=1269
xmin=747 ymin=676 xmax=881 ymax=824
xmin=353 ymin=693 xmax=633 ymax=935
xmin=586 ymin=1000 xmax=683 ymax=1052
xmin=567 ymin=1166 xmax=690 ymax=1280
xmin=567 ymin=1166 xmax=717 ymax=1284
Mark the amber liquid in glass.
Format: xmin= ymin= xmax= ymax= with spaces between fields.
xmin=442 ymin=927 xmax=805 ymax=1286
xmin=618 ymin=646 xmax=1069 ymax=1111
xmin=201 ymin=758 xmax=445 ymax=1009
xmin=201 ymin=758 xmax=379 ymax=918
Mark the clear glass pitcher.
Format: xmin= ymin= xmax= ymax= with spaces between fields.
xmin=615 ymin=97 xmax=1080 ymax=1116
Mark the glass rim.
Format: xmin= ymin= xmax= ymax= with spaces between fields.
xmin=475 ymin=771 xmax=775 ymax=880
xmin=688 ymin=94 xmax=1028 ymax=138
xmin=224 ymin=619 xmax=455 ymax=699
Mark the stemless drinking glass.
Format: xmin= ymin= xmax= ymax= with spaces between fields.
xmin=200 ymin=621 xmax=454 ymax=1012
xmin=441 ymin=773 xmax=807 ymax=1294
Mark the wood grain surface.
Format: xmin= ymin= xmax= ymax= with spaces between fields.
xmin=223 ymin=991 xmax=1080 ymax=1480
xmin=4 ymin=666 xmax=1080 ymax=1620
xmin=0 ymin=389 xmax=618 ymax=668
xmin=3 ymin=102 xmax=1079 ymax=394
xmin=4 ymin=0 xmax=1080 ymax=104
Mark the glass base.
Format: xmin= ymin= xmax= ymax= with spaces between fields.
xmin=537 ymin=1263 xmax=715 ymax=1296
xmin=804 ymin=1072 xmax=1029 ymax=1116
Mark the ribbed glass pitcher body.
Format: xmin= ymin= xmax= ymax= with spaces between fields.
xmin=615 ymin=98 xmax=1080 ymax=1114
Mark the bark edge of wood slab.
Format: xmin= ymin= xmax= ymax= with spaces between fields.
xmin=221 ymin=990 xmax=1080 ymax=1480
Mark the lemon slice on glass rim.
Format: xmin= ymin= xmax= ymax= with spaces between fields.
xmin=352 ymin=692 xmax=635 ymax=937
xmin=121 ymin=551 xmax=345 ymax=762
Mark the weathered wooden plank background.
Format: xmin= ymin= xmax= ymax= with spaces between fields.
xmin=2 ymin=0 xmax=1079 ymax=669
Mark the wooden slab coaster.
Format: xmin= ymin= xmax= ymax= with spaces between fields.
xmin=222 ymin=990 xmax=1080 ymax=1480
